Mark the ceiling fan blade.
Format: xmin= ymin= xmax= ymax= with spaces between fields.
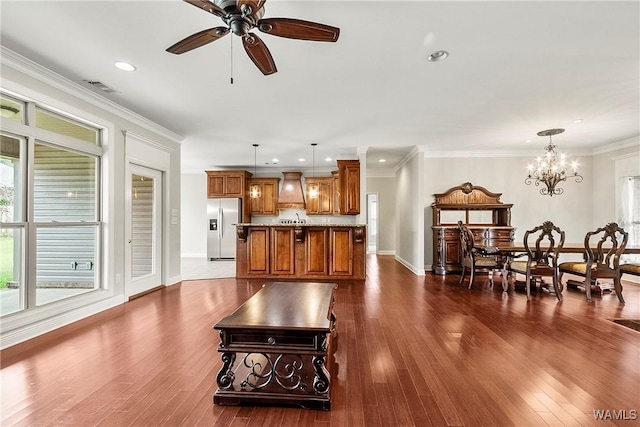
xmin=166 ymin=27 xmax=230 ymax=54
xmin=242 ymin=33 xmax=277 ymax=75
xmin=238 ymin=0 xmax=266 ymax=17
xmin=258 ymin=18 xmax=339 ymax=42
xmin=183 ymin=0 xmax=226 ymax=17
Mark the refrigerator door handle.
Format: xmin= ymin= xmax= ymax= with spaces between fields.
xmin=219 ymin=207 xmax=223 ymax=240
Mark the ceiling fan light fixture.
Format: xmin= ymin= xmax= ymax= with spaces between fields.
xmin=428 ymin=50 xmax=449 ymax=62
xmin=170 ymin=1 xmax=340 ymax=76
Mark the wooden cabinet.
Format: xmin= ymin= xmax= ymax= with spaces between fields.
xmin=431 ymin=182 xmax=514 ymax=275
xmin=206 ymin=170 xmax=253 ymax=223
xmin=206 ymin=170 xmax=251 ymax=198
xmin=336 ymin=160 xmax=360 ymax=215
xmin=331 ymin=170 xmax=340 ymax=215
xmin=246 ymin=226 xmax=270 ymax=275
xmin=236 ymin=225 xmax=366 ymax=280
xmin=249 ymin=177 xmax=280 ymax=216
xmin=305 ymin=227 xmax=329 ymax=275
xmin=329 ymin=227 xmax=353 ymax=276
xmin=305 ymin=177 xmax=334 ymax=215
xmin=271 ymin=226 xmax=295 ymax=275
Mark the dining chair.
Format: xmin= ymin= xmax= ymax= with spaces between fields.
xmin=458 ymin=221 xmax=501 ymax=289
xmin=508 ymin=221 xmax=565 ymax=301
xmin=558 ymin=222 xmax=628 ymax=303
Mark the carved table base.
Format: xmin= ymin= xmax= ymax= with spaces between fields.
xmin=214 ymin=349 xmax=331 ymax=410
xmin=213 ymin=282 xmax=337 ymax=411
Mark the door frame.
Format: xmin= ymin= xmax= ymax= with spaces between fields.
xmin=124 ymin=132 xmax=171 ymax=298
xmin=366 ymin=192 xmax=379 ymax=254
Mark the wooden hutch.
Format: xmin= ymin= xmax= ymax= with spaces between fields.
xmin=431 ymin=182 xmax=514 ymax=275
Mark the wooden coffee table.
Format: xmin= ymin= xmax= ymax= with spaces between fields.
xmin=213 ymin=281 xmax=337 ymax=410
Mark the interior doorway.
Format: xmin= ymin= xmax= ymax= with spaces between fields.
xmin=366 ymin=193 xmax=378 ymax=254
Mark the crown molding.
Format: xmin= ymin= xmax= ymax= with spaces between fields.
xmin=1 ymin=46 xmax=183 ymax=143
xmin=592 ymin=136 xmax=639 ymax=156
xmin=394 ymin=145 xmax=421 ymax=172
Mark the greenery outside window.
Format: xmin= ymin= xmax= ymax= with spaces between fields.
xmin=0 ymin=96 xmax=102 ymax=316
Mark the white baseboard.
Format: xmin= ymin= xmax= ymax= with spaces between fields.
xmin=0 ymin=296 xmax=125 ymax=350
xmin=376 ymin=250 xmax=396 ymax=256
xmin=394 ymin=254 xmax=426 ymax=276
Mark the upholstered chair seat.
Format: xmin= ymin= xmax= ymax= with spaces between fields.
xmin=558 ymin=223 xmax=628 ymax=303
xmin=557 ymin=262 xmax=596 ymax=275
xmin=507 ymin=221 xmax=565 ymax=301
xmin=620 ymin=263 xmax=640 ymax=277
xmin=457 ymin=221 xmax=501 ymax=289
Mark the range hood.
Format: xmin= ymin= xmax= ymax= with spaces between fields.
xmin=277 ymin=171 xmax=306 ymax=210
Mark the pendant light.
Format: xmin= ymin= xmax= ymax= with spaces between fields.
xmin=308 ymin=143 xmax=319 ymax=199
xmin=250 ymin=144 xmax=260 ymax=198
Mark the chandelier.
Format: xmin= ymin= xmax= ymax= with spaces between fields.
xmin=525 ymin=128 xmax=583 ymax=196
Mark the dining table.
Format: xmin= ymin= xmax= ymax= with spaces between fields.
xmin=477 ymin=242 xmax=640 ymax=294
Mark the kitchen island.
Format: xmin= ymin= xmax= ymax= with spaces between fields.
xmin=235 ymin=223 xmax=366 ymax=280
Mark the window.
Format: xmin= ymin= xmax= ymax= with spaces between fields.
xmin=35 ymin=107 xmax=99 ymax=144
xmin=0 ymin=133 xmax=25 ymax=315
xmin=0 ymin=95 xmax=23 ymax=123
xmin=0 ymin=93 xmax=102 ymax=316
xmin=620 ymin=176 xmax=640 ymax=263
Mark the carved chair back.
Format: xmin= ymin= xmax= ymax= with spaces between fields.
xmin=584 ymin=222 xmax=628 ymax=271
xmin=523 ymin=221 xmax=565 ymax=269
xmin=458 ymin=221 xmax=475 ymax=264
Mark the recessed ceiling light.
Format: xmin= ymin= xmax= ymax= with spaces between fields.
xmin=525 ymin=139 xmax=532 ymax=143
xmin=324 ymin=157 xmax=332 ymax=162
xmin=115 ymin=61 xmax=136 ymax=71
xmin=573 ymin=118 xmax=583 ymax=123
xmin=379 ymin=159 xmax=386 ymax=163
xmin=272 ymin=158 xmax=279 ymax=163
xmin=298 ymin=158 xmax=305 ymax=162
xmin=427 ymin=50 xmax=449 ymax=62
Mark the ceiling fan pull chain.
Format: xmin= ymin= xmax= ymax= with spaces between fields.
xmin=230 ymin=34 xmax=234 ymax=84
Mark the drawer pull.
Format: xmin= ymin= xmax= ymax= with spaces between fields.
xmin=268 ymin=337 xmax=276 ymax=345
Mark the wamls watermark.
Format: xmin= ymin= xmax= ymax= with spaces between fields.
xmin=593 ymin=409 xmax=638 ymax=421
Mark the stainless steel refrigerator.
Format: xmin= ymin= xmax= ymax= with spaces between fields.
xmin=207 ymin=198 xmax=241 ymax=260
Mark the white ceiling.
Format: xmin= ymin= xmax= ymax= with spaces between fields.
xmin=1 ymin=1 xmax=638 ymax=174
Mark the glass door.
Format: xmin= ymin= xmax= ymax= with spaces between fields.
xmin=126 ymin=165 xmax=163 ymax=298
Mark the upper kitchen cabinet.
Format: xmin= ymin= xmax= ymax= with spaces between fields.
xmin=331 ymin=170 xmax=340 ymax=215
xmin=249 ymin=177 xmax=280 ymax=216
xmin=337 ymin=160 xmax=360 ymax=215
xmin=206 ymin=170 xmax=252 ymax=198
xmin=305 ymin=177 xmax=334 ymax=215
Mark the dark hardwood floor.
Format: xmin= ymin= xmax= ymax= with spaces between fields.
xmin=2 ymin=255 xmax=639 ymax=426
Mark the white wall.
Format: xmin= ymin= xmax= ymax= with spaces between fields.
xmin=423 ymin=141 xmax=640 ymax=269
xmin=1 ymin=50 xmax=182 ymax=349
xmin=181 ymin=173 xmax=207 ymax=257
xmin=395 ymin=148 xmax=425 ymax=275
xmin=366 ymin=177 xmax=397 ymax=254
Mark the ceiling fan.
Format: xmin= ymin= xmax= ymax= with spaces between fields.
xmin=167 ymin=0 xmax=340 ymax=75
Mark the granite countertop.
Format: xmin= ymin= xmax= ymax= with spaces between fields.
xmin=236 ymin=223 xmax=366 ymax=227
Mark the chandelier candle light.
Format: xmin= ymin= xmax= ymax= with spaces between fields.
xmin=525 ymin=128 xmax=583 ymax=196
